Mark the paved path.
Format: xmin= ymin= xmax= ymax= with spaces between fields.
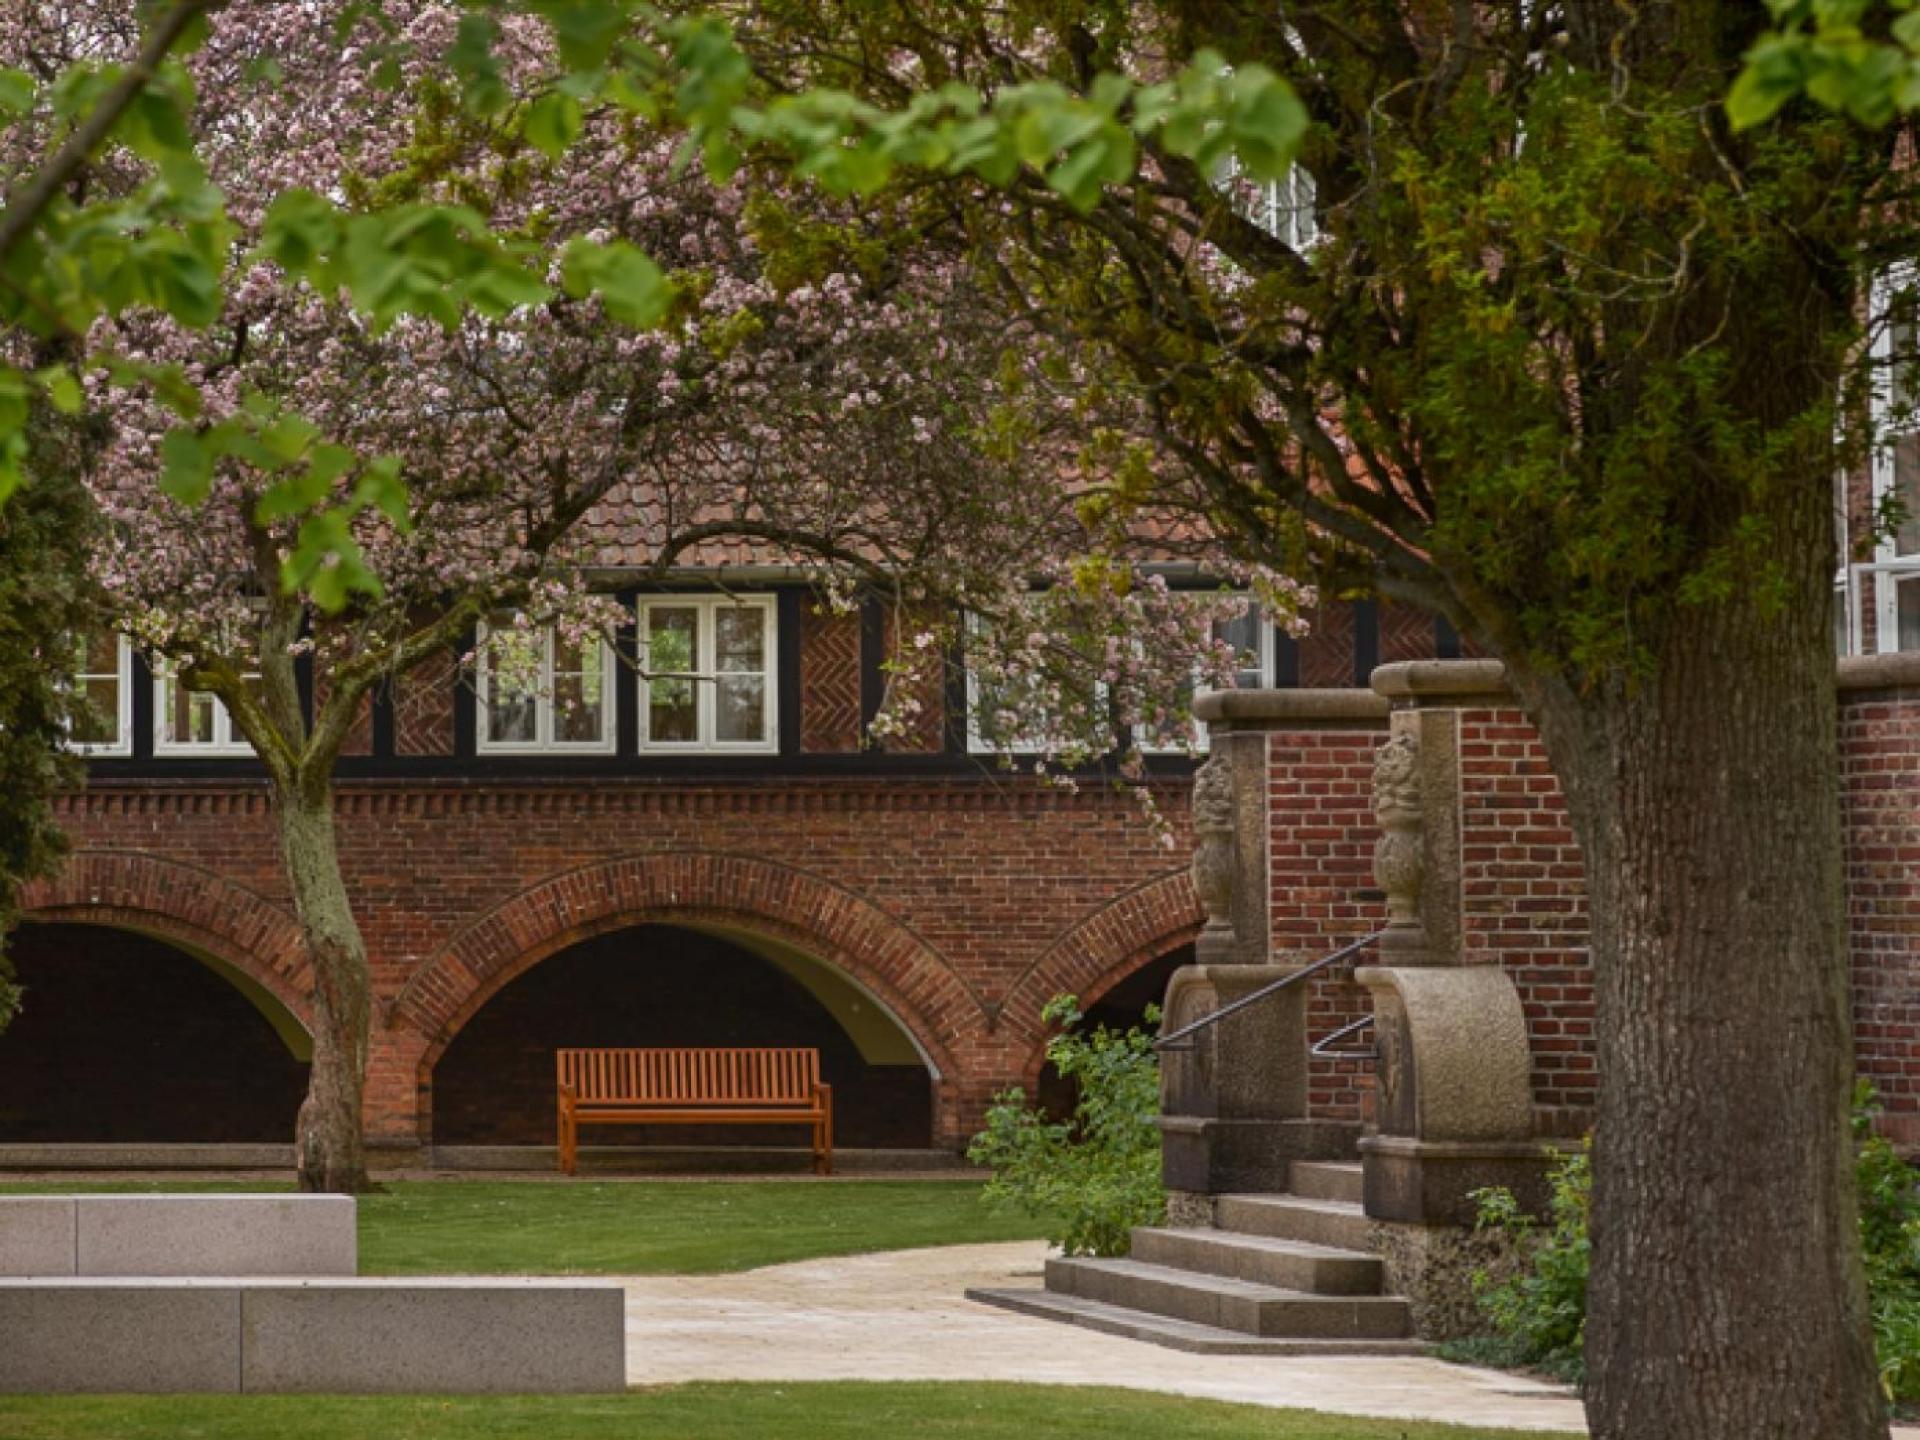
xmin=622 ymin=1242 xmax=1920 ymax=1436
xmin=621 ymin=1241 xmax=1588 ymax=1432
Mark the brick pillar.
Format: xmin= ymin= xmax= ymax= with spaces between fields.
xmin=1357 ymin=662 xmax=1549 ymax=1225
xmin=1157 ymin=690 xmax=1387 ymax=1196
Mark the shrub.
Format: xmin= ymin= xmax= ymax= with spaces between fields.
xmin=1460 ymin=1143 xmax=1591 ymax=1385
xmin=1856 ymin=1084 xmax=1920 ymax=1404
xmin=966 ymin=994 xmax=1165 ymax=1256
xmin=1459 ymin=1089 xmax=1920 ymax=1403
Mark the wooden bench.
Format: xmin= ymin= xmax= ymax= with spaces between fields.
xmin=555 ymin=1047 xmax=833 ymax=1176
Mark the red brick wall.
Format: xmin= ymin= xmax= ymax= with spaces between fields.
xmin=393 ymin=650 xmax=457 ymax=757
xmin=1263 ymin=674 xmax=1920 ymax=1141
xmin=27 ymin=778 xmax=1199 ymax=1153
xmin=1455 ymin=707 xmax=1595 ymax=1135
xmin=1294 ymin=604 xmax=1356 ymax=688
xmin=1843 ymin=682 xmax=1920 ymax=1143
xmin=1266 ymin=726 xmax=1386 ymax=1124
xmin=799 ymin=603 xmax=862 ymax=753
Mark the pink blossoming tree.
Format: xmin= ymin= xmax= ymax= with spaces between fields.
xmin=33 ymin=1 xmax=1299 ymax=1190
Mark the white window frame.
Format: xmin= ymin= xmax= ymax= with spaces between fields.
xmin=475 ymin=623 xmax=620 ymax=755
xmin=962 ymin=611 xmax=1084 ymax=756
xmin=69 ymin=631 xmax=133 ymax=758
xmin=637 ymin=595 xmax=779 ymax=754
xmin=1140 ymin=597 xmax=1276 ymax=756
xmin=152 ymin=661 xmax=255 ymax=757
xmin=1860 ymin=264 xmax=1920 ymax=654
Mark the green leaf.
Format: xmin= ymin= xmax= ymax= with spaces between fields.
xmin=33 ymin=366 xmax=83 ymax=415
xmin=532 ymin=0 xmax=633 ymax=72
xmin=256 ymin=189 xmax=342 ymax=279
xmin=524 ymin=91 xmax=583 ymax=159
xmin=159 ymin=427 xmax=213 ymax=504
xmin=0 ymin=68 xmax=35 ymax=118
xmin=352 ymin=454 xmax=412 ymax=531
xmin=449 ymin=12 xmax=511 ymax=118
xmin=259 ymin=412 xmax=322 ymax=466
xmin=560 ymin=238 xmax=673 ymax=327
xmin=117 ymin=86 xmax=195 ymax=162
xmin=1729 ymin=38 xmax=1812 ymax=130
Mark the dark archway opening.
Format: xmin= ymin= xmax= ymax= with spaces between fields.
xmin=432 ymin=924 xmax=934 ymax=1149
xmin=0 ymin=922 xmax=308 ymax=1142
xmin=1034 ymin=941 xmax=1192 ymax=1118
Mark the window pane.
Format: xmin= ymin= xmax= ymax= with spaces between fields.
xmin=1214 ymin=609 xmax=1265 ymax=689
xmin=647 ymin=608 xmax=699 ymax=674
xmin=1901 ymin=574 xmax=1920 ymax=652
xmin=715 ymin=675 xmax=766 ymax=742
xmin=553 ymin=668 xmax=606 ymax=744
xmin=487 ymin=694 xmax=537 ymax=744
xmin=1897 ymin=433 xmax=1920 ymax=558
xmin=72 ymin=675 xmax=120 ymax=746
xmin=714 ymin=607 xmax=765 ymax=673
xmin=76 ymin=628 xmax=118 ymax=679
xmin=649 ymin=676 xmax=697 ymax=742
xmin=168 ymin=682 xmax=217 ymax=745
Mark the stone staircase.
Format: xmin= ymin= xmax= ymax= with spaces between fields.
xmin=968 ymin=1160 xmax=1424 ymax=1355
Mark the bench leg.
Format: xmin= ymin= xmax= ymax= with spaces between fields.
xmin=557 ymin=1104 xmax=575 ymax=1177
xmin=815 ymin=1085 xmax=833 ymax=1177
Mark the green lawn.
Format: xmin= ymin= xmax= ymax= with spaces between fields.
xmin=0 ymin=1178 xmax=1047 ymax=1274
xmin=0 ymin=1383 xmax=1565 ymax=1440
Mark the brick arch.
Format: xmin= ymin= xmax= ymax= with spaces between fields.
xmin=1001 ymin=869 xmax=1202 ymax=1081
xmin=19 ymin=849 xmax=313 ymax=1031
xmin=390 ymin=851 xmax=984 ymax=1090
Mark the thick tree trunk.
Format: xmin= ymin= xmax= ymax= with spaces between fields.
xmin=1518 ymin=561 xmax=1884 ymax=1437
xmin=276 ymin=780 xmax=372 ymax=1194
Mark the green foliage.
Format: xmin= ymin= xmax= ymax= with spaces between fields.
xmin=0 ymin=457 xmax=96 ymax=1035
xmin=1732 ymin=2 xmax=1920 ymax=129
xmin=1854 ymin=1084 xmax=1920 ymax=1403
xmin=1466 ymin=1095 xmax=1920 ymax=1402
xmin=965 ymin=995 xmax=1164 ymax=1257
xmin=1465 ymin=1145 xmax=1592 ymax=1385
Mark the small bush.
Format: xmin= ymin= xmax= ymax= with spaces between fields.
xmin=966 ymin=994 xmax=1164 ymax=1256
xmin=1460 ymin=1143 xmax=1591 ymax=1385
xmin=1856 ymin=1084 xmax=1920 ymax=1404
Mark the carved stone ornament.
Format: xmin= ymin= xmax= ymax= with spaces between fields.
xmin=1372 ymin=731 xmax=1425 ymax=931
xmin=1190 ymin=752 xmax=1237 ymax=947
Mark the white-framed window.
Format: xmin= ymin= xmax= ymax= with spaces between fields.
xmin=475 ymin=624 xmax=618 ymax=754
xmin=1869 ymin=276 xmax=1920 ymax=653
xmin=153 ymin=661 xmax=257 ymax=757
xmin=961 ymin=610 xmax=1109 ymax=756
xmin=1140 ymin=600 xmax=1276 ymax=754
xmin=638 ymin=596 xmax=778 ymax=752
xmin=69 ymin=628 xmax=132 ymax=757
xmin=1242 ymin=166 xmax=1318 ymax=249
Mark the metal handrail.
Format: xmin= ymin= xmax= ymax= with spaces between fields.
xmin=1153 ymin=928 xmax=1384 ymax=1052
xmin=1309 ymin=1013 xmax=1376 ymax=1060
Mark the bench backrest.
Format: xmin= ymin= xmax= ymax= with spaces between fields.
xmin=558 ymin=1047 xmax=821 ymax=1105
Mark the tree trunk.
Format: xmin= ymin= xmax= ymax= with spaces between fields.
xmin=275 ymin=779 xmax=372 ymax=1194
xmin=1517 ymin=551 xmax=1884 ymax=1438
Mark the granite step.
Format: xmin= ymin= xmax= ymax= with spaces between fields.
xmin=1129 ymin=1226 xmax=1383 ymax=1297
xmin=1214 ymin=1194 xmax=1374 ymax=1251
xmin=1289 ymin=1161 xmax=1366 ymax=1206
xmin=966 ymin=1285 xmax=1427 ymax=1356
xmin=1044 ymin=1256 xmax=1411 ymax=1339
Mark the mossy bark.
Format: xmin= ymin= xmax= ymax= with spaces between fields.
xmin=277 ymin=781 xmax=372 ymax=1195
